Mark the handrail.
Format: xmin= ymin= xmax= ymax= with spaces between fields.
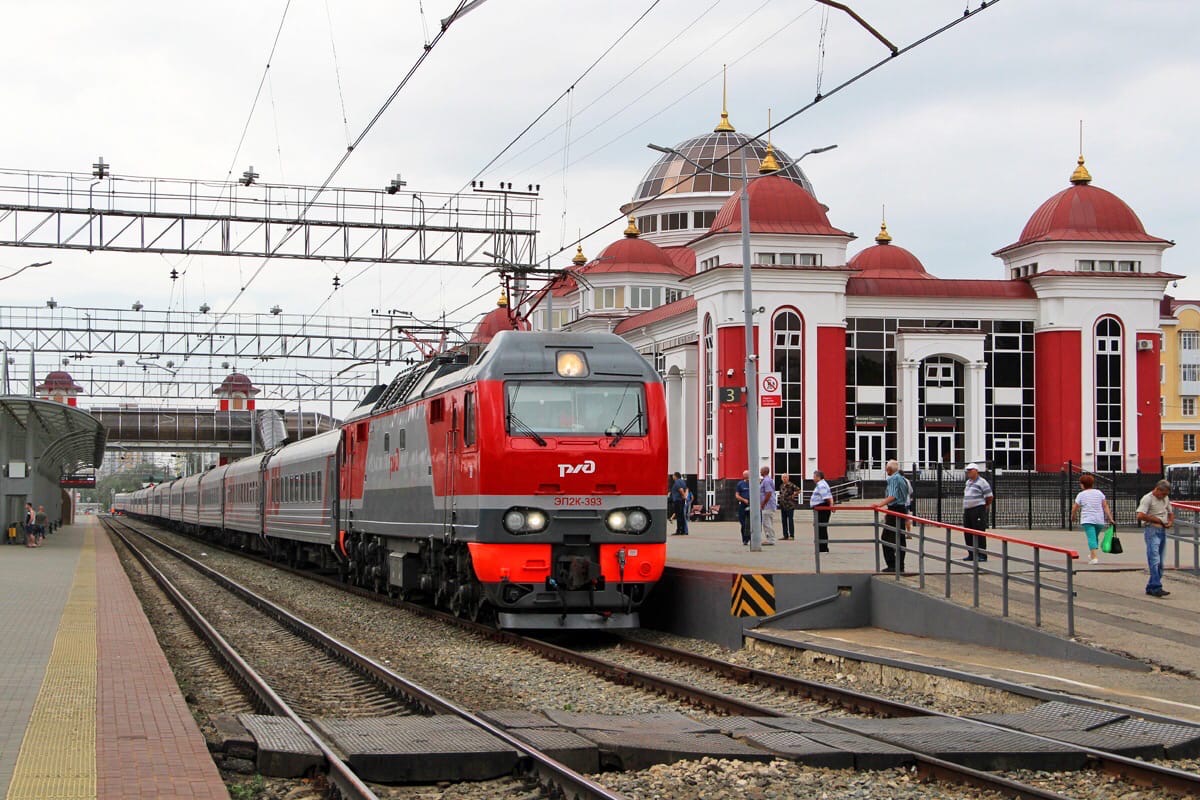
xmin=1170 ymin=500 xmax=1200 ymax=512
xmin=1166 ymin=501 xmax=1200 ymax=573
xmin=860 ymin=505 xmax=1080 ymax=558
xmin=814 ymin=504 xmax=1078 ymax=636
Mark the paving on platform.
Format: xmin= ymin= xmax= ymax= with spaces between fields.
xmin=668 ymin=506 xmax=1200 ymax=723
xmin=0 ymin=517 xmax=227 ymax=800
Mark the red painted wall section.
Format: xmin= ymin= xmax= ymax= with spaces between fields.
xmin=816 ymin=326 xmax=847 ymax=478
xmin=1034 ymin=330 xmax=1082 ymax=470
xmin=1136 ymin=332 xmax=1162 ymax=473
xmin=717 ymin=325 xmax=758 ymax=479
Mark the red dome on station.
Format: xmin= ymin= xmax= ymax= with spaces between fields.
xmin=704 ymin=175 xmax=850 ymax=238
xmin=585 ymin=218 xmax=689 ymax=276
xmin=36 ymin=370 xmax=84 ymax=393
xmin=470 ymin=292 xmax=530 ymax=344
xmin=995 ymin=157 xmax=1171 ymax=255
xmin=214 ymin=372 xmax=259 ymax=396
xmin=848 ymin=223 xmax=933 ymax=280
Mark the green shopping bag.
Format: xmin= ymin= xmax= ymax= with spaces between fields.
xmin=1100 ymin=525 xmax=1116 ymax=554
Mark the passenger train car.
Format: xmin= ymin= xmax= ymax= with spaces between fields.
xmin=115 ymin=331 xmax=668 ymax=628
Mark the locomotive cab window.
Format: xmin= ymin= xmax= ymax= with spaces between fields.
xmin=464 ymin=392 xmax=476 ymax=447
xmin=506 ymin=381 xmax=646 ymax=437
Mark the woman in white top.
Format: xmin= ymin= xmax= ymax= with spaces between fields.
xmin=1071 ymin=473 xmax=1114 ymax=565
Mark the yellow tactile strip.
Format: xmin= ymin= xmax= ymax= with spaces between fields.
xmin=5 ymin=532 xmax=97 ymax=800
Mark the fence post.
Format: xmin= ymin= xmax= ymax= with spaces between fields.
xmin=1033 ymin=548 xmax=1042 ymax=627
xmin=944 ymin=528 xmax=952 ymax=599
xmin=1026 ymin=469 xmax=1033 ymax=530
xmin=936 ymin=463 xmax=943 ymax=523
xmin=1001 ymin=539 xmax=1009 ymax=619
xmin=1066 ymin=553 xmax=1075 ymax=638
xmin=813 ymin=508 xmax=821 ymax=574
xmin=918 ymin=521 xmax=926 ymax=589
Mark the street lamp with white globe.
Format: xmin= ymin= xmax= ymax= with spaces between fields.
xmin=645 ymin=140 xmax=836 ymax=551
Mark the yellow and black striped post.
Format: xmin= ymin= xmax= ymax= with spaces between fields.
xmin=731 ymin=573 xmax=775 ymax=617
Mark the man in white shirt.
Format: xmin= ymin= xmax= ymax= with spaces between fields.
xmin=809 ymin=470 xmax=833 ymax=553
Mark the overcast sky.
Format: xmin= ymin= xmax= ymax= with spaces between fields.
xmin=0 ymin=0 xmax=1196 ymax=411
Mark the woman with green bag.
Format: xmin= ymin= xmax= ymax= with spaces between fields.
xmin=1072 ymin=474 xmax=1114 ymax=565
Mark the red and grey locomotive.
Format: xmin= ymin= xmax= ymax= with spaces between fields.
xmin=116 ymin=330 xmax=668 ymax=628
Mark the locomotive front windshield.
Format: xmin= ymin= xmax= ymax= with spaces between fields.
xmin=506 ymin=381 xmax=646 ymax=437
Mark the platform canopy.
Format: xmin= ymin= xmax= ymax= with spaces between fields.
xmin=0 ymin=396 xmax=106 ymax=477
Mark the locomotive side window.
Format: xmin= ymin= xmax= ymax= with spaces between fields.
xmin=398 ymin=429 xmax=406 ymax=450
xmin=464 ymin=392 xmax=476 ymax=446
xmin=429 ymin=398 xmax=445 ymax=423
xmin=383 ymin=433 xmax=390 ymax=452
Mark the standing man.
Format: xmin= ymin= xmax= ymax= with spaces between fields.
xmin=671 ymin=472 xmax=689 ymax=536
xmin=809 ymin=469 xmax=834 ymax=552
xmin=879 ymin=460 xmax=909 ymax=573
xmin=735 ymin=470 xmax=751 ymax=545
xmin=23 ymin=502 xmax=37 ymax=548
xmin=759 ymin=466 xmax=777 ymax=546
xmin=35 ymin=505 xmax=48 ymax=544
xmin=1136 ymin=480 xmax=1174 ymax=598
xmin=962 ymin=463 xmax=994 ymax=562
xmin=777 ymin=474 xmax=800 ymax=540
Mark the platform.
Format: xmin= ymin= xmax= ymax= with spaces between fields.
xmin=655 ymin=513 xmax=1200 ymax=723
xmin=0 ymin=517 xmax=227 ymax=800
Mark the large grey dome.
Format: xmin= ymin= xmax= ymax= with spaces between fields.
xmin=633 ymin=131 xmax=815 ymax=202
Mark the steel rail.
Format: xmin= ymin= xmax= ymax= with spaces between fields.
xmin=616 ymin=637 xmax=1200 ymax=797
xmin=105 ymin=516 xmax=626 ymax=800
xmin=101 ymin=517 xmax=379 ymax=800
xmin=113 ymin=514 xmax=1200 ymax=796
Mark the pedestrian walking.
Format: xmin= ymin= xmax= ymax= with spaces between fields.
xmin=735 ymin=470 xmax=751 ymax=545
xmin=35 ymin=505 xmax=47 ymax=544
xmin=671 ymin=472 xmax=689 ymax=535
xmin=777 ymin=474 xmax=800 ymax=540
xmin=1071 ymin=474 xmax=1113 ymax=564
xmin=879 ymin=460 xmax=909 ymax=572
xmin=23 ymin=502 xmax=37 ymax=548
xmin=809 ymin=469 xmax=834 ymax=552
xmin=759 ymin=466 xmax=777 ymax=545
xmin=1136 ymin=480 xmax=1174 ymax=598
xmin=962 ymin=463 xmax=994 ymax=561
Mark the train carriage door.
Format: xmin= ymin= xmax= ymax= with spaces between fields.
xmin=444 ymin=400 xmax=459 ymax=533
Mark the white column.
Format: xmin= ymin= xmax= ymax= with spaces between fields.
xmin=964 ymin=360 xmax=988 ymax=465
xmin=679 ymin=368 xmax=699 ymax=476
xmin=897 ymin=360 xmax=920 ymax=468
xmin=665 ymin=370 xmax=683 ymax=473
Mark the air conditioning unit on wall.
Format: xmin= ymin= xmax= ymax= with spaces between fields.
xmin=1136 ymin=340 xmax=1154 ymax=351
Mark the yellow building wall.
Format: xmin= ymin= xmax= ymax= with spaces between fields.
xmin=1161 ymin=306 xmax=1200 ymax=466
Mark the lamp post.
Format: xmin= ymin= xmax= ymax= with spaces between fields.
xmin=646 ymin=141 xmax=836 ymax=551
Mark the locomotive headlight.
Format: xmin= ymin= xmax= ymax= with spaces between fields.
xmin=605 ymin=510 xmax=628 ymax=532
xmin=556 ymin=350 xmax=589 ymax=377
xmin=503 ymin=509 xmax=527 ymax=533
xmin=525 ymin=510 xmax=547 ymax=531
xmin=626 ymin=509 xmax=649 ymax=533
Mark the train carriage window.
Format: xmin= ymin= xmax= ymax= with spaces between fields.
xmin=384 ymin=433 xmax=390 ymax=453
xmin=464 ymin=392 xmax=476 ymax=446
xmin=398 ymin=429 xmax=406 ymax=450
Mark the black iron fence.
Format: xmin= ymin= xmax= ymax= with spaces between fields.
xmin=851 ymin=462 xmax=1164 ymax=530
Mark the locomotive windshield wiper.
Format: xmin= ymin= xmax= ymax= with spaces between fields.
xmin=506 ymin=409 xmax=547 ymax=446
xmin=607 ymin=413 xmax=642 ymax=447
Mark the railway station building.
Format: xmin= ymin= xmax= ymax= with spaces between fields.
xmin=532 ymin=110 xmax=1177 ymax=505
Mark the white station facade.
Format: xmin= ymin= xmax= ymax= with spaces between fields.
xmin=531 ymin=108 xmax=1177 ymax=505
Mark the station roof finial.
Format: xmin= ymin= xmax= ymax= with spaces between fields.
xmin=624 ymin=216 xmax=641 ymax=237
xmin=572 ymin=244 xmax=587 ymax=265
xmin=759 ymin=108 xmax=780 ymax=173
xmin=714 ymin=65 xmax=736 ymax=132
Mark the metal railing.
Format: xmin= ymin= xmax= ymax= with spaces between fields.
xmin=1166 ymin=502 xmax=1200 ymax=572
xmin=814 ymin=505 xmax=1079 ymax=637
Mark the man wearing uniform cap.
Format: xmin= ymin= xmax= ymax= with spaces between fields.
xmin=962 ymin=463 xmax=993 ymax=561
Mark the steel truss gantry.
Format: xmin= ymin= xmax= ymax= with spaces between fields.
xmin=0 ymin=168 xmax=539 ymax=268
xmin=0 ymin=305 xmax=468 ymax=363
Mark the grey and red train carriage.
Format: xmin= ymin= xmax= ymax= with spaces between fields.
xmin=115 ymin=331 xmax=668 ymax=628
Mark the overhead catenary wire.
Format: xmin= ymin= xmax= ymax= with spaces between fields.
xmin=324 ymin=0 xmax=353 ymax=146
xmin=187 ymin=0 xmax=473 ymax=358
xmin=541 ymin=0 xmax=1005 ymax=269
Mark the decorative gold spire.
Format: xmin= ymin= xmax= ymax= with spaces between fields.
xmin=875 ymin=221 xmax=893 ymax=245
xmin=714 ymin=64 xmax=735 ymax=132
xmin=572 ymin=244 xmax=587 ymax=265
xmin=624 ymin=216 xmax=640 ymax=237
xmin=759 ymin=108 xmax=779 ymax=173
xmin=497 ymin=289 xmax=509 ymax=307
xmin=1070 ymin=154 xmax=1092 ymax=185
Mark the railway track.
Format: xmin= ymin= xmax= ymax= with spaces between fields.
xmin=110 ymin=514 xmax=1200 ymax=799
xmin=101 ymin=515 xmax=625 ymax=800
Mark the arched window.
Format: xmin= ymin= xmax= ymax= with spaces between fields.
xmin=703 ymin=314 xmax=715 ymax=491
xmin=772 ymin=310 xmax=804 ymax=476
xmin=1095 ymin=317 xmax=1123 ymax=471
